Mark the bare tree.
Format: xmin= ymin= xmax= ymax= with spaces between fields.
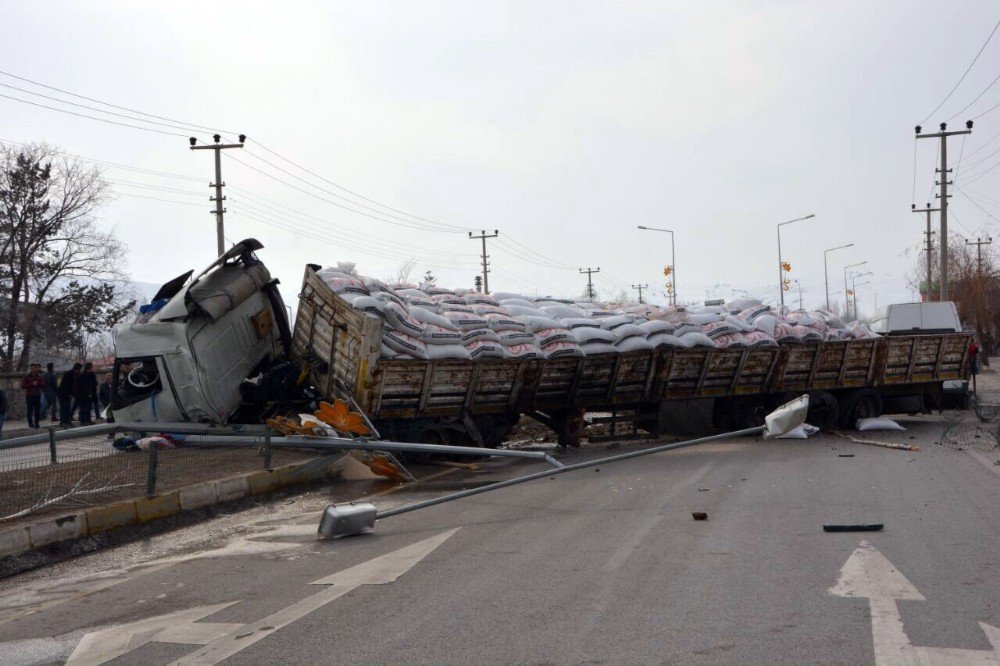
xmin=392 ymin=258 xmax=417 ymax=285
xmin=0 ymin=143 xmax=135 ymax=370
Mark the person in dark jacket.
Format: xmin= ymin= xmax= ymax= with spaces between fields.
xmin=21 ymin=363 xmax=44 ymax=429
xmin=98 ymin=373 xmax=113 ymax=417
xmin=74 ymin=362 xmax=99 ymax=425
xmin=58 ymin=363 xmax=81 ymax=427
xmin=0 ymin=386 xmax=7 ymax=435
xmin=42 ymin=362 xmax=58 ymax=422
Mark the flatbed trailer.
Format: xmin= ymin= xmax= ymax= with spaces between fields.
xmin=293 ymin=265 xmax=971 ymax=446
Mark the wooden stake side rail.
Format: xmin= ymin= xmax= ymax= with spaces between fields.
xmin=290 ymin=266 xmax=972 ymax=422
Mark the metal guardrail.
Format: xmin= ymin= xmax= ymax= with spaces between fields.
xmin=0 ymin=420 xmax=563 ymax=523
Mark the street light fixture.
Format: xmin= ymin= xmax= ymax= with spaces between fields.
xmin=843 ymin=261 xmax=867 ymax=318
xmin=823 ymin=243 xmax=853 ymax=310
xmin=777 ymin=214 xmax=815 ymax=308
xmin=637 ymin=225 xmax=677 ymax=306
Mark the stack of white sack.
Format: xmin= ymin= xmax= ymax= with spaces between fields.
xmin=316 ymin=268 xmax=880 ymax=360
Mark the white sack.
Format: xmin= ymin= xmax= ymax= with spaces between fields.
xmin=856 ymin=417 xmax=905 ymax=432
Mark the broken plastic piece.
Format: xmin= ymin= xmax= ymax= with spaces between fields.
xmin=692 ymin=512 xmax=708 ymax=521
xmin=822 ymin=523 xmax=883 ymax=532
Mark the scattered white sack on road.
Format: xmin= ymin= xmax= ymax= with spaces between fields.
xmin=776 ymin=424 xmax=821 ymax=439
xmin=856 ymin=417 xmax=906 ymax=431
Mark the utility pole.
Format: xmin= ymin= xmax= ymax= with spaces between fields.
xmin=966 ymin=237 xmax=992 ymax=275
xmin=579 ymin=267 xmax=600 ymax=300
xmin=468 ymin=230 xmax=498 ymax=294
xmin=190 ymin=133 xmax=246 ymax=256
xmin=911 ymin=203 xmax=938 ymax=301
xmin=916 ymin=120 xmax=972 ymax=300
xmin=631 ymin=283 xmax=648 ymax=304
xmin=793 ymin=279 xmax=803 ymax=310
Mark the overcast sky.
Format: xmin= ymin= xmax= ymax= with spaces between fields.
xmin=3 ymin=1 xmax=1000 ymax=317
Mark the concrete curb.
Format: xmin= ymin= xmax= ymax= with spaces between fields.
xmin=0 ymin=455 xmax=344 ymax=561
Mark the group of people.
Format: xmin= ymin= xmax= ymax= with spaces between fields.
xmin=12 ymin=362 xmax=113 ymax=431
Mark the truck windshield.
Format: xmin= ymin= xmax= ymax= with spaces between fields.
xmin=111 ymin=357 xmax=164 ymax=409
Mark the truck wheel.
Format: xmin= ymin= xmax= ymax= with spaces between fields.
xmin=838 ymin=389 xmax=882 ymax=429
xmin=807 ymin=391 xmax=839 ymax=430
xmin=735 ymin=398 xmax=767 ymax=430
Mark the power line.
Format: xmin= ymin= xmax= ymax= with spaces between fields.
xmin=0 ymin=81 xmax=212 ymax=137
xmin=224 ymin=153 xmax=466 ymax=234
xmin=112 ymin=191 xmax=206 ymax=207
xmin=947 ymin=70 xmax=1000 ymax=121
xmin=0 ymin=137 xmax=201 ymax=182
xmin=246 ymin=139 xmax=471 ymax=233
xmin=919 ymin=16 xmax=1000 ymax=124
xmin=0 ymin=68 xmax=235 ymax=135
xmin=0 ymin=91 xmax=189 ymax=138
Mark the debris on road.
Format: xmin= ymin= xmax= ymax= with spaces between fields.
xmin=692 ymin=512 xmax=708 ymax=520
xmin=832 ymin=431 xmax=920 ymax=451
xmin=822 ymin=523 xmax=884 ymax=532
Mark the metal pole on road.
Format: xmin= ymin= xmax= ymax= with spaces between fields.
xmin=376 ymin=425 xmax=767 ymax=520
xmin=777 ymin=214 xmax=815 ymax=309
xmin=824 ymin=243 xmax=852 ymax=310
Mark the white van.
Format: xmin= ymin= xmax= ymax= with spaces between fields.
xmin=883 ymin=302 xmax=963 ymax=335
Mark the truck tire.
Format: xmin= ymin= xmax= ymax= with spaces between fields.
xmin=838 ymin=389 xmax=882 ymax=429
xmin=735 ymin=397 xmax=768 ymax=430
xmin=807 ymin=391 xmax=839 ymax=430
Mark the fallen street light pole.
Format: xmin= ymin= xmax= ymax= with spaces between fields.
xmin=183 ymin=434 xmax=565 ymax=468
xmin=318 ymin=396 xmax=810 ymax=538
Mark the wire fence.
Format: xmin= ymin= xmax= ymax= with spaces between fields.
xmin=0 ymin=425 xmax=318 ymax=524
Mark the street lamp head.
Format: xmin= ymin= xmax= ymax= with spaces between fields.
xmin=967 ymin=120 xmax=974 ymax=130
xmin=213 ymin=134 xmax=221 ymax=143
xmin=637 ymin=225 xmax=647 ymax=229
xmin=915 ymin=125 xmax=922 ymax=135
xmin=940 ymin=122 xmax=947 ymax=132
xmin=804 ymin=213 xmax=815 ymax=220
xmin=238 ymin=133 xmax=247 ymax=143
xmin=911 ymin=203 xmax=916 ymax=210
xmin=188 ymin=137 xmax=197 ymax=147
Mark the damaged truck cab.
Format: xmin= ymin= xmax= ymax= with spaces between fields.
xmin=111 ymin=239 xmax=292 ymax=423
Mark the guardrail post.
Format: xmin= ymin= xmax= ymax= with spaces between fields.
xmin=48 ymin=427 xmax=57 ymax=465
xmin=146 ymin=442 xmax=159 ymax=498
xmin=263 ymin=430 xmax=272 ymax=471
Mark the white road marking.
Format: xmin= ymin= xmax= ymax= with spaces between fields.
xmin=169 ymin=527 xmax=459 ymax=665
xmin=66 ymin=603 xmax=242 ymax=666
xmin=829 ymin=540 xmax=1000 ymax=665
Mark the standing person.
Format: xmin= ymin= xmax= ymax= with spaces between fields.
xmin=74 ymin=362 xmax=98 ymax=425
xmin=58 ymin=363 xmax=81 ymax=427
xmin=0 ymin=385 xmax=6 ymax=435
xmin=98 ymin=373 xmax=113 ymax=418
xmin=970 ymin=339 xmax=981 ymax=395
xmin=42 ymin=362 xmax=58 ymax=422
xmin=21 ymin=363 xmax=44 ymax=429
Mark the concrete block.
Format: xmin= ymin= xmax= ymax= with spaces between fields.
xmin=0 ymin=526 xmax=30 ymax=558
xmin=27 ymin=513 xmax=84 ymax=548
xmin=85 ymin=501 xmax=138 ymax=535
xmin=215 ymin=476 xmax=249 ymax=503
xmin=135 ymin=493 xmax=181 ymax=523
xmin=179 ymin=482 xmax=218 ymax=511
xmin=246 ymin=470 xmax=281 ymax=495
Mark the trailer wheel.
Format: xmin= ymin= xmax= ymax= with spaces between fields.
xmin=735 ymin=398 xmax=768 ymax=430
xmin=807 ymin=391 xmax=839 ymax=430
xmin=838 ymin=389 xmax=882 ymax=429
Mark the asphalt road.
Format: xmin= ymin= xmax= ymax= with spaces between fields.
xmin=0 ymin=414 xmax=998 ymax=664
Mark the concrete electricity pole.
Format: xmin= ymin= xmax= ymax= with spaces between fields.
xmin=631 ymin=283 xmax=648 ymax=304
xmin=911 ymin=203 xmax=939 ymax=300
xmin=468 ymin=230 xmax=498 ymax=294
xmin=966 ymin=237 xmax=992 ymax=275
xmin=579 ymin=267 xmax=600 ymax=300
xmin=190 ymin=133 xmax=246 ymax=257
xmin=916 ymin=121 xmax=973 ymax=300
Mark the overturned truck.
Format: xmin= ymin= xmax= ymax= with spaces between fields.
xmin=113 ymin=240 xmax=972 ymax=446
